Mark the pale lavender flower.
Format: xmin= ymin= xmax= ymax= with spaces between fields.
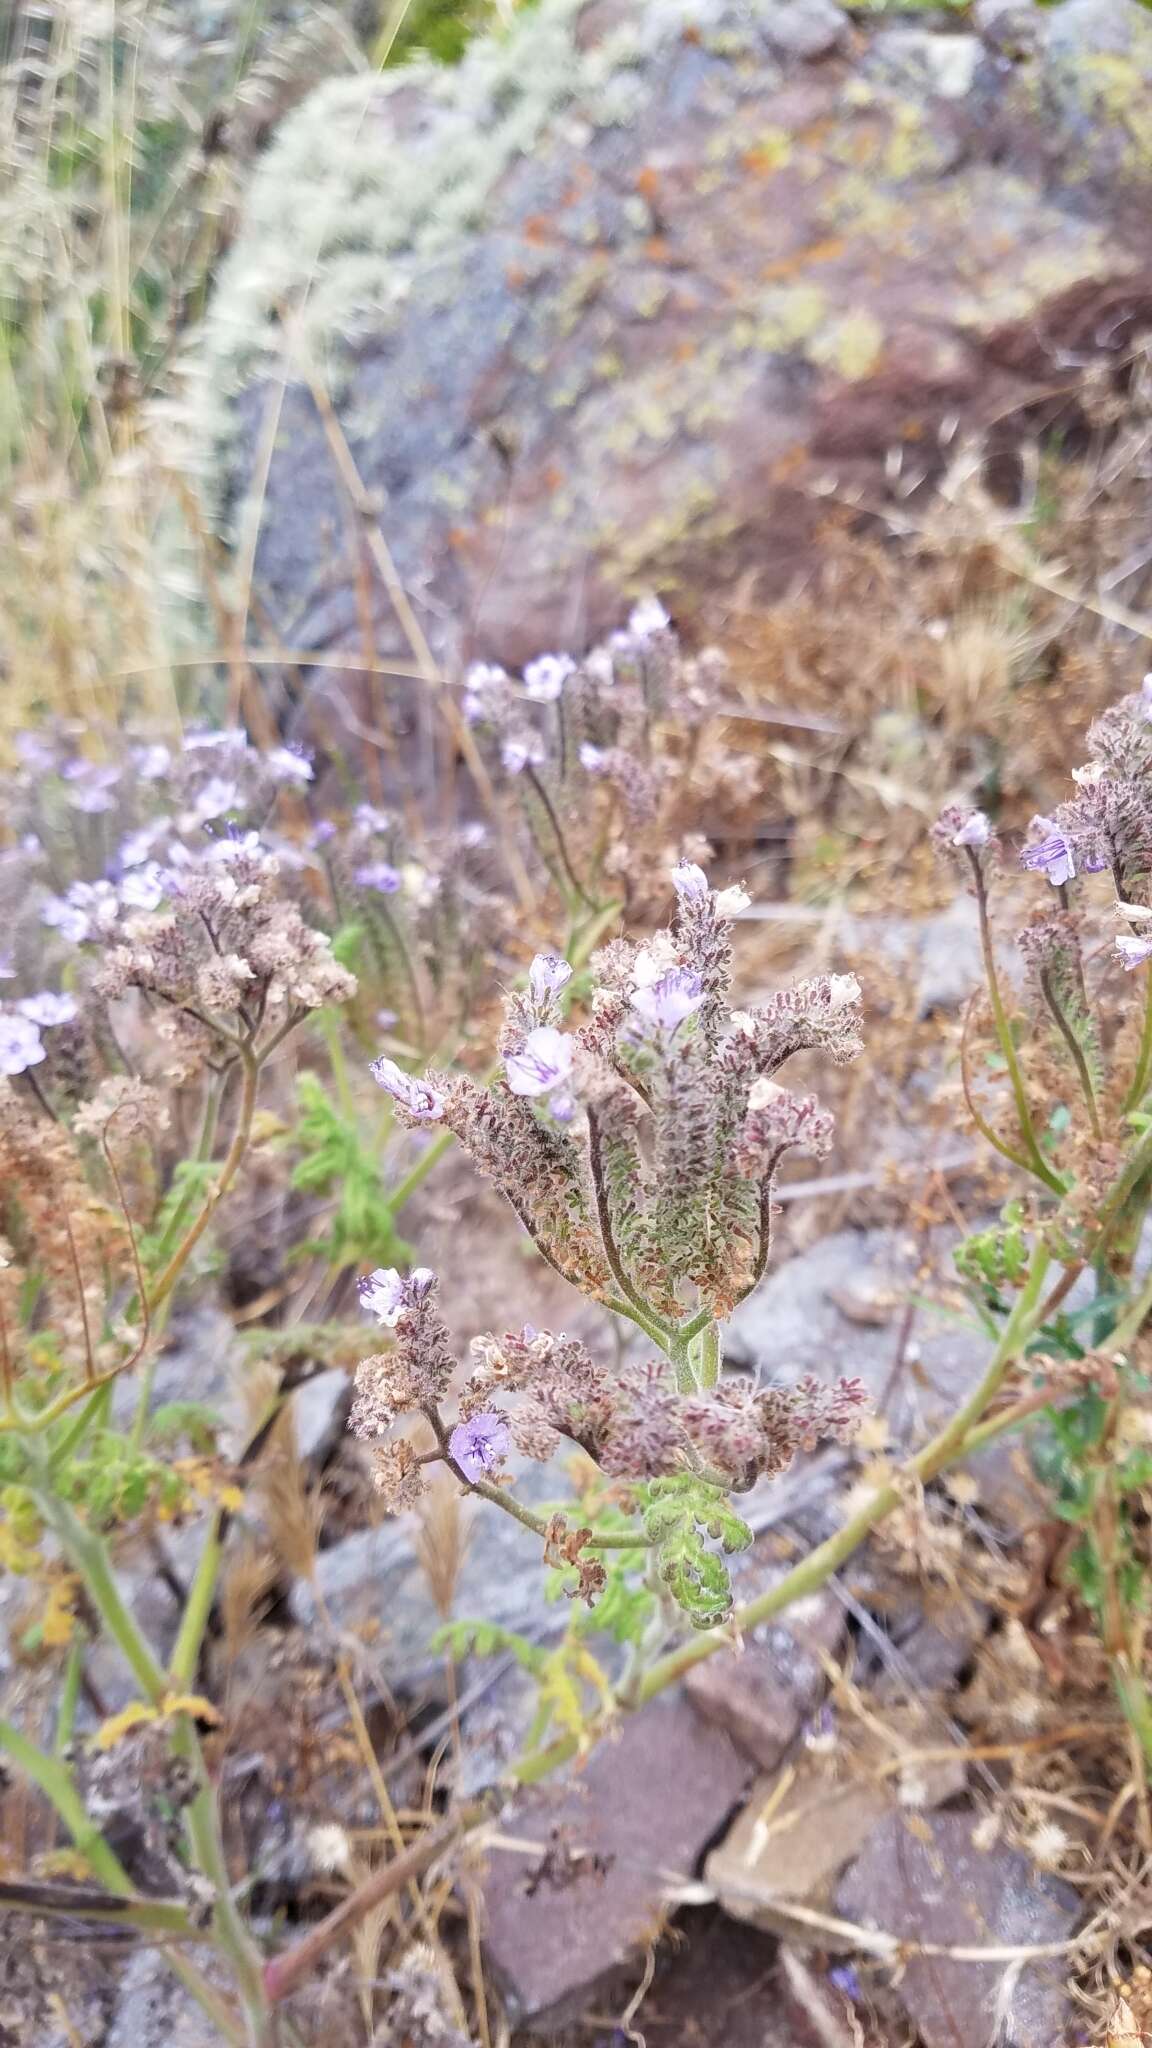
xmin=528 ymin=952 xmax=573 ymax=1003
xmin=579 ymin=743 xmax=607 ymax=772
xmin=628 ymin=596 xmax=671 ymax=637
xmin=450 ymin=1411 xmax=512 ymax=1480
xmin=523 ymin=654 xmax=575 ymax=703
xmin=631 ymin=965 xmax=705 ymax=1034
xmin=671 ymin=859 xmax=710 ymax=903
xmin=310 ymin=819 xmax=338 ymax=847
xmin=119 ymin=862 xmax=169 ymax=911
xmin=15 ymin=732 xmax=56 ymax=773
xmin=63 ymin=759 xmax=121 ymax=813
xmin=119 ymin=824 xmax=167 ymax=868
xmin=359 ymin=1265 xmax=436 ymax=1327
xmin=0 ymin=1015 xmax=45 ymax=1075
xmin=192 ymin=777 xmax=243 ymax=824
xmin=501 ymin=734 xmax=545 ymax=776
xmin=359 ymin=1268 xmax=407 ymax=1326
xmin=354 ymin=862 xmax=402 ymax=894
xmin=1021 ymin=830 xmax=1076 ymax=887
xmin=505 ymin=1025 xmax=574 ymax=1097
xmin=18 ymin=992 xmax=78 ymax=1028
xmin=371 ymin=1056 xmax=445 ymax=1122
xmin=353 ymin=804 xmax=393 ymax=835
xmin=132 ymin=743 xmax=172 ymax=780
xmin=41 ymin=895 xmax=90 ymax=944
xmin=43 ymin=879 xmax=119 ymax=943
xmin=266 ymin=746 xmax=313 ymax=784
xmin=1117 ymin=935 xmax=1152 ymax=971
xmin=951 ymin=809 xmax=992 ymax=848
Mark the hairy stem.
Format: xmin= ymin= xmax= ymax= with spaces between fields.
xmin=1038 ymin=968 xmax=1101 ymax=1141
xmin=968 ymin=855 xmax=1065 ymax=1194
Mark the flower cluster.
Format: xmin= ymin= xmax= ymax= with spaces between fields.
xmin=373 ymin=861 xmax=860 ymax=1318
xmin=354 ymin=863 xmax=867 ymax=1620
xmin=460 ymin=603 xmax=762 ymax=913
xmin=92 ymin=835 xmax=355 ymax=1067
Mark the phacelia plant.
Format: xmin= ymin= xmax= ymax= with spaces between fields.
xmin=355 ymin=860 xmax=867 ymax=1628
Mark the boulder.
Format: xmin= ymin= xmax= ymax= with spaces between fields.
xmin=835 ymin=1808 xmax=1080 ymax=2047
xmin=479 ymin=1692 xmax=752 ymax=2029
xmin=194 ymin=0 xmax=1152 ymax=688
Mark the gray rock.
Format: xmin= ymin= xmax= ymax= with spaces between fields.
xmin=835 ymin=1809 xmax=1080 ymax=2048
xmin=726 ymin=1224 xmax=1043 ymax=1528
xmin=762 ymin=0 xmax=847 ymax=61
xmin=869 ymin=26 xmax=983 ymax=99
xmin=480 ymin=1693 xmax=752 ymax=2029
xmin=683 ymin=1571 xmax=844 ymax=1768
xmin=292 ymin=1458 xmax=567 ymax=1693
xmin=287 ymin=1365 xmax=352 ymax=1467
xmin=194 ymin=0 xmax=1152 ymax=702
xmin=838 ymin=896 xmax=985 ymax=1017
xmin=727 ymin=1227 xmax=988 ymax=1442
xmin=105 ymin=1948 xmax=237 ymax=2048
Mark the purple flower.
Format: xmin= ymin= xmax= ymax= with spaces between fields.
xmin=359 ymin=1265 xmax=435 ymax=1327
xmin=310 ymin=819 xmax=338 ymax=848
xmin=522 ymin=654 xmax=575 ymax=704
xmin=353 ymin=862 xmax=402 ymax=895
xmin=631 ymin=965 xmax=704 ymax=1034
xmin=370 ymin=1056 xmax=445 ymax=1122
xmin=671 ymin=859 xmax=709 ymax=903
xmin=828 ymin=1964 xmax=862 ymax=2004
xmin=18 ymin=992 xmax=78 ymax=1028
xmin=627 ymin=596 xmax=670 ymax=638
xmin=450 ymin=1412 xmax=512 ymax=1480
xmin=528 ymin=952 xmax=573 ymax=1003
xmin=1117 ymin=934 xmax=1152 ymax=971
xmin=504 ymin=1025 xmax=574 ymax=1097
xmin=1021 ymin=832 xmax=1076 ymax=887
xmin=0 ymin=1015 xmax=45 ymax=1076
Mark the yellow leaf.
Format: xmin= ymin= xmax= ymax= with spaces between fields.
xmin=90 ymin=1701 xmax=158 ymax=1751
xmin=41 ymin=1575 xmax=78 ymax=1648
xmin=161 ymin=1692 xmax=222 ymax=1726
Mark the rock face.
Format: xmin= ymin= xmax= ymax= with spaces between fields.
xmin=197 ymin=0 xmax=1152 ymax=680
xmin=835 ymin=1809 xmax=1081 ymax=2047
xmin=479 ymin=1693 xmax=753 ymax=2029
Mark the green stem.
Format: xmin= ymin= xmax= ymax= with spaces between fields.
xmin=55 ymin=1638 xmax=84 ymax=1755
xmin=514 ymin=1243 xmax=1053 ymax=1782
xmin=167 ymin=1722 xmax=269 ymax=2040
xmin=969 ymin=856 xmax=1065 ymax=1194
xmin=0 ymin=1718 xmax=136 ymax=1895
xmin=1038 ymin=969 xmax=1101 ymax=1141
xmin=147 ymin=1042 xmax=259 ymax=1316
xmin=1125 ymin=964 xmax=1152 ymax=1116
xmin=168 ymin=1511 xmax=224 ymax=1690
xmin=37 ymin=1490 xmax=166 ymax=1703
xmin=697 ymin=1323 xmax=720 ymax=1389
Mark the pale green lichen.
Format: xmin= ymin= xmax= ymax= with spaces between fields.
xmin=188 ymin=0 xmax=778 ymax=483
